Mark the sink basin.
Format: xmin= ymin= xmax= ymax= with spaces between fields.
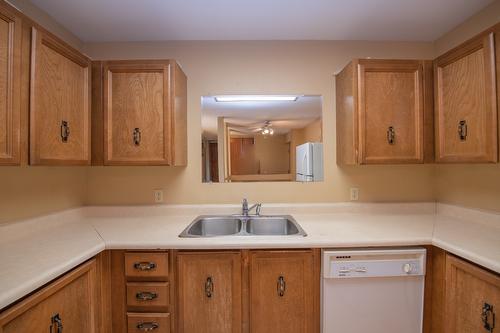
xmin=179 ymin=216 xmax=242 ymax=237
xmin=179 ymin=215 xmax=307 ymax=237
xmin=245 ymin=216 xmax=305 ymax=236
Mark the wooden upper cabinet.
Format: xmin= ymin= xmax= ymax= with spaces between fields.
xmin=445 ymin=254 xmax=500 ymax=333
xmin=100 ymin=60 xmax=187 ymax=166
xmin=434 ymin=33 xmax=498 ymax=163
xmin=29 ymin=27 xmax=91 ymax=165
xmin=336 ymin=59 xmax=434 ymax=165
xmin=0 ymin=4 xmax=21 ymax=165
xmin=0 ymin=259 xmax=98 ymax=333
xmin=177 ymin=252 xmax=242 ymax=333
xmin=249 ymin=250 xmax=316 ymax=333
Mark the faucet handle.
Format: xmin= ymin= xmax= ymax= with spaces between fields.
xmin=256 ymin=204 xmax=262 ymax=216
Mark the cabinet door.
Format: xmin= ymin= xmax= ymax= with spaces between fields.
xmin=103 ymin=61 xmax=171 ymax=165
xmin=0 ymin=4 xmax=21 ymax=165
xmin=0 ymin=259 xmax=98 ymax=333
xmin=358 ymin=60 xmax=425 ymax=164
xmin=177 ymin=252 xmax=241 ymax=333
xmin=30 ymin=27 xmax=90 ymax=165
xmin=445 ymin=254 xmax=500 ymax=333
xmin=435 ymin=33 xmax=497 ymax=163
xmin=249 ymin=251 xmax=315 ymax=333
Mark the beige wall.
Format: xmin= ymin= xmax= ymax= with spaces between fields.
xmin=433 ymin=0 xmax=500 ymax=212
xmin=0 ymin=1 xmax=87 ymax=224
xmin=254 ymin=134 xmax=290 ymax=174
xmin=84 ymin=40 xmax=436 ymax=205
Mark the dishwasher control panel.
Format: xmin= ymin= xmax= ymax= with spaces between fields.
xmin=323 ymin=248 xmax=426 ymax=278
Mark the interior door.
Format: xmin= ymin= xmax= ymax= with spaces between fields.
xmin=434 ymin=33 xmax=497 ymax=163
xmin=103 ymin=61 xmax=171 ymax=165
xmin=177 ymin=252 xmax=242 ymax=333
xmin=249 ymin=251 xmax=315 ymax=333
xmin=358 ymin=60 xmax=424 ymax=164
xmin=30 ymin=27 xmax=91 ymax=165
xmin=0 ymin=5 xmax=21 ymax=165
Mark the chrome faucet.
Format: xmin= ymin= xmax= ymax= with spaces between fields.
xmin=242 ymin=198 xmax=262 ymax=216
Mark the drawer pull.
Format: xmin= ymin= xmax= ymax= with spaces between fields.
xmin=482 ymin=303 xmax=495 ymax=332
xmin=50 ymin=313 xmax=63 ymax=333
xmin=458 ymin=120 xmax=468 ymax=141
xmin=136 ymin=321 xmax=159 ymax=331
xmin=133 ymin=261 xmax=156 ymax=271
xmin=387 ymin=126 xmax=395 ymax=145
xmin=277 ymin=275 xmax=286 ymax=297
xmin=205 ymin=276 xmax=214 ymax=298
xmin=136 ymin=291 xmax=158 ymax=301
xmin=60 ymin=120 xmax=70 ymax=143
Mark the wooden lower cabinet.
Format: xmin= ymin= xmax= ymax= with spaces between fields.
xmin=444 ymin=254 xmax=500 ymax=333
xmin=177 ymin=251 xmax=242 ymax=333
xmin=0 ymin=259 xmax=98 ymax=333
xmin=249 ymin=250 xmax=316 ymax=333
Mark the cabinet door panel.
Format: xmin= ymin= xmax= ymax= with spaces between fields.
xmin=249 ymin=251 xmax=314 ymax=333
xmin=30 ymin=28 xmax=90 ymax=165
xmin=359 ymin=61 xmax=424 ymax=163
xmin=177 ymin=252 xmax=241 ymax=333
xmin=0 ymin=6 xmax=21 ymax=165
xmin=435 ymin=33 xmax=497 ymax=163
xmin=0 ymin=260 xmax=97 ymax=333
xmin=445 ymin=254 xmax=500 ymax=333
xmin=104 ymin=63 xmax=171 ymax=165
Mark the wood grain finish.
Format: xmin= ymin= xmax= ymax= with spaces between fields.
xmin=177 ymin=251 xmax=242 ymax=333
xmin=445 ymin=254 xmax=500 ymax=332
xmin=124 ymin=252 xmax=169 ymax=281
xmin=336 ymin=59 xmax=433 ymax=165
xmin=126 ymin=282 xmax=169 ymax=312
xmin=172 ymin=62 xmax=187 ymax=166
xmin=435 ymin=32 xmax=498 ymax=163
xmin=0 ymin=259 xmax=98 ymax=333
xmin=249 ymin=250 xmax=315 ymax=333
xmin=127 ymin=312 xmax=170 ymax=333
xmin=29 ymin=27 xmax=91 ymax=165
xmin=0 ymin=3 xmax=21 ymax=165
xmin=359 ymin=60 xmax=425 ymax=164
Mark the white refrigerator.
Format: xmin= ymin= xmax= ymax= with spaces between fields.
xmin=296 ymin=142 xmax=323 ymax=182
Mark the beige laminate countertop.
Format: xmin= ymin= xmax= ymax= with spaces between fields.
xmin=0 ymin=202 xmax=499 ymax=310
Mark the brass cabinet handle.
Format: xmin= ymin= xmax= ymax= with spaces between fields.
xmin=60 ymin=120 xmax=70 ymax=143
xmin=133 ymin=127 xmax=141 ymax=146
xmin=136 ymin=291 xmax=158 ymax=301
xmin=277 ymin=275 xmax=286 ymax=297
xmin=482 ymin=303 xmax=495 ymax=332
xmin=136 ymin=322 xmax=159 ymax=331
xmin=133 ymin=261 xmax=156 ymax=271
xmin=387 ymin=126 xmax=395 ymax=145
xmin=205 ymin=276 xmax=214 ymax=298
xmin=458 ymin=120 xmax=468 ymax=141
xmin=50 ymin=313 xmax=63 ymax=333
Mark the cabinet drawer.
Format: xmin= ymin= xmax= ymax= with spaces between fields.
xmin=127 ymin=282 xmax=169 ymax=311
xmin=125 ymin=252 xmax=169 ymax=280
xmin=127 ymin=313 xmax=170 ymax=333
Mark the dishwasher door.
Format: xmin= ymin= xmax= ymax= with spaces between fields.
xmin=322 ymin=248 xmax=426 ymax=333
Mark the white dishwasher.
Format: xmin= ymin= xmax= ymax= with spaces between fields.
xmin=322 ymin=248 xmax=426 ymax=333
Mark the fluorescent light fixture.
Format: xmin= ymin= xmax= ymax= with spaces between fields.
xmin=214 ymin=95 xmax=299 ymax=102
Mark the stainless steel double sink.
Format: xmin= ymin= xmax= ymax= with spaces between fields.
xmin=179 ymin=215 xmax=307 ymax=237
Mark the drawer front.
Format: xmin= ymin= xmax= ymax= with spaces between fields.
xmin=127 ymin=282 xmax=169 ymax=311
xmin=125 ymin=252 xmax=169 ymax=280
xmin=127 ymin=313 xmax=170 ymax=333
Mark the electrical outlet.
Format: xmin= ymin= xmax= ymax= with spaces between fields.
xmin=154 ymin=189 xmax=164 ymax=203
xmin=350 ymin=187 xmax=359 ymax=201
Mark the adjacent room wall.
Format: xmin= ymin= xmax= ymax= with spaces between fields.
xmin=433 ymin=0 xmax=500 ymax=212
xmin=84 ymin=40 xmax=436 ymax=205
xmin=0 ymin=1 xmax=87 ymax=224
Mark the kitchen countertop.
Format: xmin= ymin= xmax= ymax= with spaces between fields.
xmin=0 ymin=202 xmax=499 ymax=310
